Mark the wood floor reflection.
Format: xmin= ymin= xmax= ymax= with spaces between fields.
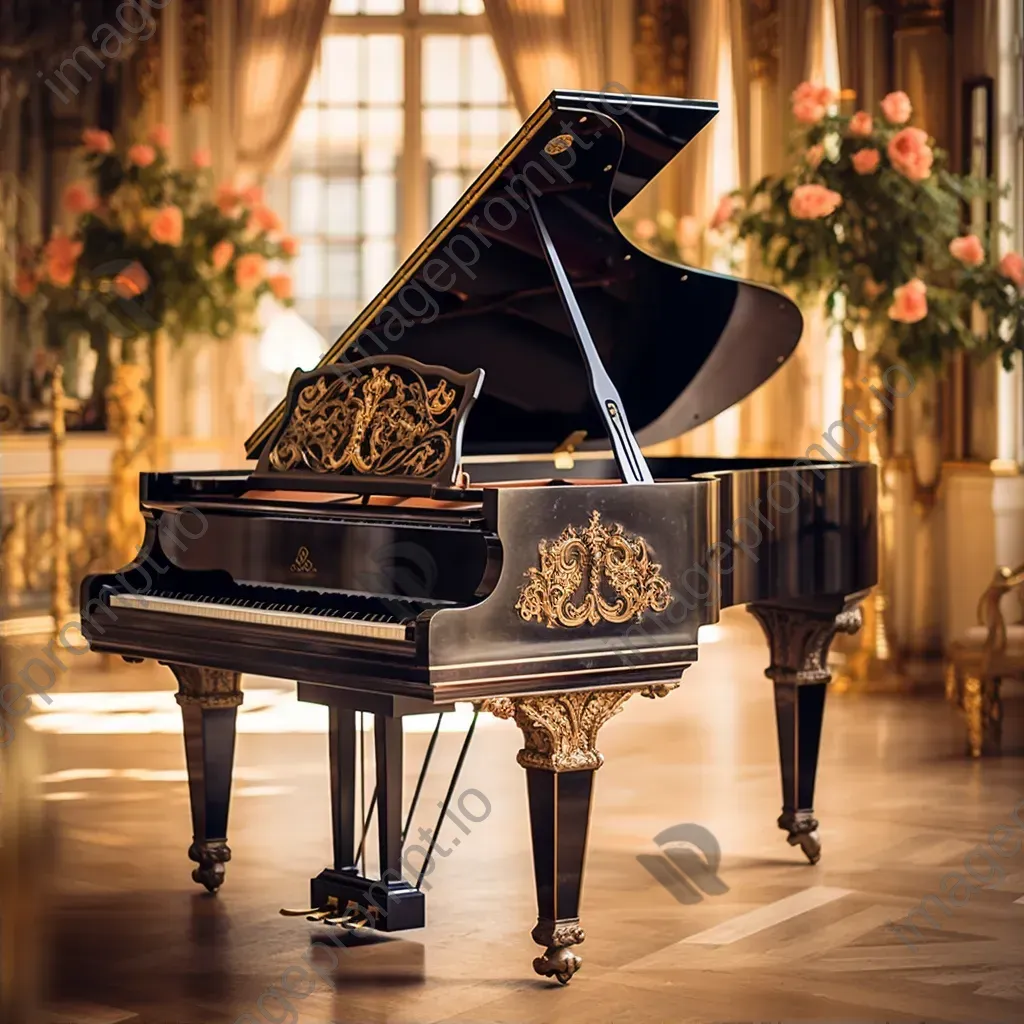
xmin=28 ymin=609 xmax=1024 ymax=1023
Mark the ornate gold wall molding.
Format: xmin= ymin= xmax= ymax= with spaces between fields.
xmin=748 ymin=0 xmax=780 ymax=80
xmin=633 ymin=0 xmax=690 ymax=96
xmin=181 ymin=0 xmax=210 ymax=109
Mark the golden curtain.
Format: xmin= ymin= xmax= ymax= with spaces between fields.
xmin=234 ymin=0 xmax=331 ymax=176
xmin=483 ymin=0 xmax=609 ymax=116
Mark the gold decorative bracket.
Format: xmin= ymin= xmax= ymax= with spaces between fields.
xmin=254 ymin=356 xmax=484 ymax=495
xmin=168 ymin=665 xmax=243 ymax=710
xmin=516 ymin=511 xmax=672 ymax=629
xmin=481 ymin=684 xmax=676 ymax=772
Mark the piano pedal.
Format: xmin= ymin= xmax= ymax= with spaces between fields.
xmin=279 ymin=896 xmax=339 ymax=919
xmin=321 ymin=902 xmax=376 ymax=929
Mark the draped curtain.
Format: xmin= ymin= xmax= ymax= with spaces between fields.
xmin=482 ymin=0 xmax=609 ymax=117
xmin=233 ymin=0 xmax=331 ymax=177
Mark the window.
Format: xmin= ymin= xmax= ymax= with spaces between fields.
xmin=259 ymin=0 xmax=515 ymax=414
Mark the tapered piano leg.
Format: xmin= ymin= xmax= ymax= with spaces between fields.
xmin=483 ymin=684 xmax=677 ymax=984
xmin=168 ymin=665 xmax=243 ymax=892
xmin=747 ymin=601 xmax=863 ymax=865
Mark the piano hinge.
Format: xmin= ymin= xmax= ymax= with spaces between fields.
xmin=553 ymin=430 xmax=587 ymax=471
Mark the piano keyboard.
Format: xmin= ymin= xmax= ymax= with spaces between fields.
xmin=109 ymin=592 xmax=412 ymax=641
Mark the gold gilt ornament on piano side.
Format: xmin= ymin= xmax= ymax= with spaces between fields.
xmin=516 ymin=511 xmax=672 ymax=629
xmin=268 ymin=365 xmax=460 ymax=478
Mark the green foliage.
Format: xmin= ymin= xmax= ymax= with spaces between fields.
xmin=733 ymin=97 xmax=1023 ymax=373
xmin=7 ymin=129 xmax=296 ymax=349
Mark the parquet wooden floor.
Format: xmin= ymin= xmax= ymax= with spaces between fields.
xmin=6 ymin=608 xmax=1023 ymax=1023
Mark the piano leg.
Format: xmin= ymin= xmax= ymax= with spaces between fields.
xmin=748 ymin=600 xmax=863 ymax=865
xmin=484 ymin=685 xmax=676 ymax=984
xmin=168 ymin=665 xmax=243 ymax=892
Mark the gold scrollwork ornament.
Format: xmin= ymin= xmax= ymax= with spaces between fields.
xmin=269 ymin=366 xmax=459 ymax=478
xmin=516 ymin=511 xmax=672 ymax=628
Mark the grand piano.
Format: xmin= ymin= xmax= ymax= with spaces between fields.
xmin=82 ymin=90 xmax=877 ymax=985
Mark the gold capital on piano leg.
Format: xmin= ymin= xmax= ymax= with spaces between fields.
xmin=169 ymin=664 xmax=244 ymax=709
xmin=482 ymin=684 xmax=675 ymax=773
xmin=481 ymin=683 xmax=677 ymax=984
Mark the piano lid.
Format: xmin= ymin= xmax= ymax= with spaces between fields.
xmin=245 ymin=90 xmax=803 ymax=461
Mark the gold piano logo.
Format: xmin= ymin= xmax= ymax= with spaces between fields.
xmin=516 ymin=511 xmax=672 ymax=629
xmin=290 ymin=546 xmax=316 ymax=574
xmin=544 ymin=133 xmax=574 ymax=156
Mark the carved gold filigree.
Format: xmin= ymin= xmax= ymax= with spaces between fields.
xmin=169 ymin=665 xmax=243 ymax=709
xmin=269 ymin=366 xmax=460 ymax=479
xmin=482 ymin=684 xmax=676 ymax=772
xmin=516 ymin=511 xmax=671 ymax=629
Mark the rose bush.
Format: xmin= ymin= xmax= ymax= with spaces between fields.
xmin=732 ymin=86 xmax=1023 ymax=371
xmin=8 ymin=124 xmax=296 ymax=348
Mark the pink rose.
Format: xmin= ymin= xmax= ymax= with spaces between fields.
xmin=888 ymin=278 xmax=928 ymax=324
xmin=863 ymin=276 xmax=886 ymax=301
xmin=788 ymin=183 xmax=842 ymax=220
xmin=62 ymin=182 xmax=98 ymax=215
xmin=805 ymin=144 xmax=824 ymax=169
xmin=128 ymin=143 xmax=156 ymax=168
xmin=148 ymin=205 xmax=184 ymax=246
xmin=82 ymin=128 xmax=114 ymax=154
xmin=192 ymin=148 xmax=212 ymax=169
xmin=675 ymin=215 xmax=700 ymax=251
xmin=280 ymin=236 xmax=299 ymax=257
xmin=268 ymin=274 xmax=293 ymax=301
xmin=851 ymin=148 xmax=880 ymax=175
xmin=215 ymin=183 xmax=239 ymax=214
xmin=13 ymin=268 xmax=37 ymax=300
xmin=248 ymin=204 xmax=282 ymax=235
xmin=211 ymin=240 xmax=234 ymax=272
xmin=709 ymin=194 xmax=737 ymax=229
xmin=999 ymin=251 xmax=1024 ymax=289
xmin=633 ymin=218 xmax=657 ymax=241
xmin=240 ymin=184 xmax=264 ymax=206
xmin=791 ymin=81 xmax=834 ymax=125
xmin=948 ymin=234 xmax=985 ymax=268
xmin=880 ymin=90 xmax=913 ymax=125
xmin=234 ymin=252 xmax=266 ymax=291
xmin=113 ymin=261 xmax=150 ymax=299
xmin=887 ymin=127 xmax=933 ymax=182
xmin=43 ymin=233 xmax=83 ymax=288
xmin=148 ymin=124 xmax=171 ymax=149
xmin=848 ymin=111 xmax=873 ymax=137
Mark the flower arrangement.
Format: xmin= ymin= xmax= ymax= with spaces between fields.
xmin=10 ymin=124 xmax=296 ymax=348
xmin=620 ymin=202 xmax=742 ymax=273
xmin=731 ymin=85 xmax=1024 ymax=371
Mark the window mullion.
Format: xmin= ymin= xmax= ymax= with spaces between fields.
xmin=399 ymin=16 xmax=426 ymax=260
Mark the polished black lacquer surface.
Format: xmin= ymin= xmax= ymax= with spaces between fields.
xmin=245 ymin=91 xmax=804 ymax=460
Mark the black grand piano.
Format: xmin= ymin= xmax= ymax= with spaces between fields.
xmin=82 ymin=90 xmax=877 ymax=985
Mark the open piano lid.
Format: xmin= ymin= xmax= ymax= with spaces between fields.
xmin=245 ymin=90 xmax=803 ymax=462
